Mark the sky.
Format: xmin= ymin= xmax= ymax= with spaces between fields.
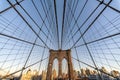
xmin=0 ymin=0 xmax=120 ymax=77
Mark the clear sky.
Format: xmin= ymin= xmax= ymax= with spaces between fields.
xmin=0 ymin=0 xmax=120 ymax=77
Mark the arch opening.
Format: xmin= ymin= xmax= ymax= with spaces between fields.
xmin=62 ymin=58 xmax=68 ymax=79
xmin=52 ymin=58 xmax=58 ymax=80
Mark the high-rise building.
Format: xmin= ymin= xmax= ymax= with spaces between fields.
xmin=52 ymin=69 xmax=57 ymax=79
xmin=42 ymin=70 xmax=46 ymax=80
xmin=21 ymin=69 xmax=32 ymax=80
xmin=73 ymin=70 xmax=78 ymax=79
xmin=81 ymin=68 xmax=86 ymax=77
xmin=85 ymin=68 xmax=91 ymax=76
xmin=111 ymin=70 xmax=119 ymax=77
xmin=33 ymin=70 xmax=38 ymax=76
xmin=32 ymin=70 xmax=39 ymax=80
xmin=92 ymin=70 xmax=97 ymax=75
xmin=101 ymin=67 xmax=108 ymax=73
xmin=77 ymin=71 xmax=81 ymax=78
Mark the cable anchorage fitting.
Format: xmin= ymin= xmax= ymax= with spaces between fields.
xmin=16 ymin=0 xmax=20 ymax=5
xmin=22 ymin=67 xmax=25 ymax=70
xmin=100 ymin=0 xmax=104 ymax=4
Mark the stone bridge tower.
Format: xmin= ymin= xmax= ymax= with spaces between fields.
xmin=46 ymin=49 xmax=74 ymax=80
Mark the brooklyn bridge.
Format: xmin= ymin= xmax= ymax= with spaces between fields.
xmin=0 ymin=0 xmax=120 ymax=80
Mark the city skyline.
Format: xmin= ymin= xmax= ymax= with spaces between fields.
xmin=10 ymin=66 xmax=120 ymax=80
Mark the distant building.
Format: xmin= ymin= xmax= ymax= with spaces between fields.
xmin=101 ymin=74 xmax=110 ymax=80
xmin=77 ymin=71 xmax=81 ymax=78
xmin=52 ymin=69 xmax=57 ymax=79
xmin=81 ymin=68 xmax=86 ymax=77
xmin=13 ymin=77 xmax=19 ymax=80
xmin=42 ymin=70 xmax=46 ymax=80
xmin=111 ymin=70 xmax=119 ymax=77
xmin=21 ymin=69 xmax=32 ymax=80
xmin=101 ymin=67 xmax=108 ymax=73
xmin=86 ymin=68 xmax=92 ymax=76
xmin=92 ymin=70 xmax=97 ymax=75
xmin=88 ymin=74 xmax=98 ymax=80
xmin=73 ymin=70 xmax=78 ymax=79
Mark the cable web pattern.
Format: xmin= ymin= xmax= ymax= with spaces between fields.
xmin=0 ymin=0 xmax=120 ymax=79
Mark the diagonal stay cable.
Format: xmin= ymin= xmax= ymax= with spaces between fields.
xmin=38 ymin=29 xmax=51 ymax=73
xmin=93 ymin=24 xmax=115 ymax=71
xmin=64 ymin=0 xmax=88 ymax=46
xmin=42 ymin=0 xmax=53 ymax=26
xmin=31 ymin=0 xmax=56 ymax=48
xmin=19 ymin=30 xmax=42 ymax=79
xmin=7 ymin=0 xmax=50 ymax=78
xmin=46 ymin=0 xmax=58 ymax=42
xmin=15 ymin=0 xmax=55 ymax=48
xmin=73 ymin=13 xmax=120 ymax=48
xmin=63 ymin=0 xmax=73 ymax=44
xmin=65 ymin=7 xmax=82 ymax=73
xmin=64 ymin=1 xmax=102 ymax=48
xmin=7 ymin=0 xmax=50 ymax=49
xmin=67 ymin=3 xmax=103 ymax=79
xmin=97 ymin=18 xmax=120 ymax=68
xmin=72 ymin=57 xmax=118 ymax=79
xmin=2 ymin=57 xmax=48 ymax=79
xmin=31 ymin=0 xmax=55 ymax=45
xmin=0 ymin=33 xmax=45 ymax=48
xmin=70 ymin=0 xmax=112 ymax=49
xmin=42 ymin=0 xmax=56 ymax=42
xmin=63 ymin=0 xmax=79 ymax=44
xmin=38 ymin=47 xmax=46 ymax=73
xmin=39 ymin=0 xmax=54 ymax=38
xmin=74 ymin=32 xmax=120 ymax=48
xmin=16 ymin=2 xmax=52 ymax=78
xmin=71 ymin=36 xmax=82 ymax=73
xmin=0 ymin=0 xmax=24 ymax=14
xmin=97 ymin=0 xmax=120 ymax=13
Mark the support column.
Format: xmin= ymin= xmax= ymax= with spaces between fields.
xmin=46 ymin=50 xmax=54 ymax=80
xmin=58 ymin=60 xmax=62 ymax=79
xmin=46 ymin=62 xmax=53 ymax=80
xmin=67 ymin=50 xmax=74 ymax=80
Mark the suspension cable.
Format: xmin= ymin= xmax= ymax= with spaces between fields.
xmin=64 ymin=1 xmax=102 ymax=48
xmin=70 ymin=0 xmax=112 ymax=49
xmin=7 ymin=0 xmax=50 ymax=49
xmin=61 ymin=0 xmax=66 ymax=49
xmin=53 ymin=0 xmax=60 ymax=49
